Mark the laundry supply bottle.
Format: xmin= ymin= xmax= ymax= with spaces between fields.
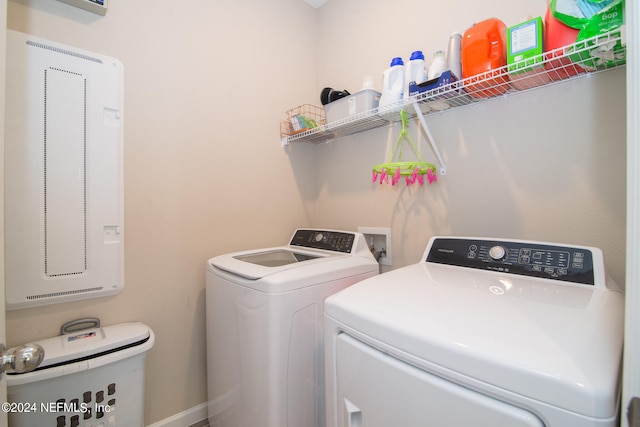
xmin=379 ymin=57 xmax=405 ymax=110
xmin=403 ymin=51 xmax=427 ymax=100
xmin=462 ymin=17 xmax=509 ymax=98
xmin=544 ymin=6 xmax=583 ymax=80
xmin=428 ymin=50 xmax=447 ymax=80
xmin=362 ymin=75 xmax=375 ymax=90
xmin=446 ymin=32 xmax=463 ymax=79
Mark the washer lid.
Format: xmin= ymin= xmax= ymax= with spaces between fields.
xmin=207 ymin=229 xmax=377 ymax=282
xmin=233 ymin=249 xmax=321 ymax=267
xmin=325 ymin=262 xmax=624 ymax=419
xmin=208 ymin=228 xmax=377 ymax=280
xmin=208 ymin=246 xmax=340 ymax=280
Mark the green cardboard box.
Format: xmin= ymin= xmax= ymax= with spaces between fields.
xmin=507 ymin=17 xmax=544 ymax=74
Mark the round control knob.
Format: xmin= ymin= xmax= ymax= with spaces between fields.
xmin=489 ymin=245 xmax=507 ymax=261
xmin=314 ymin=233 xmax=324 ymax=242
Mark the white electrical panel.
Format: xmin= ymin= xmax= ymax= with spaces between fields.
xmin=5 ymin=30 xmax=124 ymax=310
xmin=57 ymin=0 xmax=108 ymax=16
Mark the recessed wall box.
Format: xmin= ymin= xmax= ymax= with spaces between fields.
xmin=57 ymin=0 xmax=107 ymax=16
xmin=358 ymin=227 xmax=392 ymax=267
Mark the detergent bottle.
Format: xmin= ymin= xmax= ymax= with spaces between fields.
xmin=404 ymin=51 xmax=427 ymax=100
xmin=379 ymin=57 xmax=405 ymax=110
xmin=544 ymin=6 xmax=583 ymax=80
xmin=462 ymin=18 xmax=509 ymax=98
xmin=428 ymin=50 xmax=447 ymax=80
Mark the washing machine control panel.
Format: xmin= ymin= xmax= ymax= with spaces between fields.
xmin=289 ymin=229 xmax=355 ymax=253
xmin=426 ymin=238 xmax=595 ymax=285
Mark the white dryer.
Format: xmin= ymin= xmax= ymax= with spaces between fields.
xmin=206 ymin=229 xmax=378 ymax=427
xmin=325 ymin=237 xmax=624 ymax=427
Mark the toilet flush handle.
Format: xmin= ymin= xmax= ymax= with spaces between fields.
xmin=0 ymin=342 xmax=45 ymax=377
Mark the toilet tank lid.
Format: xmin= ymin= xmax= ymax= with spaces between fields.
xmin=12 ymin=322 xmax=154 ymax=371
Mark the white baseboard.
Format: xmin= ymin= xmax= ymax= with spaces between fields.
xmin=147 ymin=402 xmax=208 ymax=427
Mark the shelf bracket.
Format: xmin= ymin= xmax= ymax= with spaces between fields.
xmin=412 ymin=103 xmax=446 ymax=175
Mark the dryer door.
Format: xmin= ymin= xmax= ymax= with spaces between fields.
xmin=335 ymin=334 xmax=545 ymax=427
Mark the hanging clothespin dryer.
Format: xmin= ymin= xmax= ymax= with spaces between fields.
xmin=372 ymin=109 xmax=437 ymax=186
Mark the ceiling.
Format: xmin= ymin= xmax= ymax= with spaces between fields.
xmin=302 ymin=0 xmax=329 ymax=8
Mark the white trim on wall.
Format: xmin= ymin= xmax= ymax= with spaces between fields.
xmin=146 ymin=402 xmax=208 ymax=427
xmin=623 ymin=1 xmax=640 ymax=426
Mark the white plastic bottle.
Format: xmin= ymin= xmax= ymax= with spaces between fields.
xmin=362 ymin=75 xmax=375 ymax=90
xmin=378 ymin=57 xmax=404 ymax=110
xmin=403 ymin=51 xmax=427 ymax=100
xmin=428 ymin=50 xmax=446 ymax=81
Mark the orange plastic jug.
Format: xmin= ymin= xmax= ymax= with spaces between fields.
xmin=462 ymin=18 xmax=509 ymax=98
xmin=544 ymin=7 xmax=584 ymax=80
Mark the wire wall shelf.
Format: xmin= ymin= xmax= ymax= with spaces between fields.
xmin=281 ymin=29 xmax=626 ymax=148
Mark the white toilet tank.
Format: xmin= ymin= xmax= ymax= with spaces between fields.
xmin=6 ymin=322 xmax=154 ymax=427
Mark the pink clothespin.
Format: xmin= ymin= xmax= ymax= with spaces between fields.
xmin=380 ymin=169 xmax=388 ymax=185
xmin=392 ymin=168 xmax=401 ymax=186
xmin=406 ymin=168 xmax=419 ymax=185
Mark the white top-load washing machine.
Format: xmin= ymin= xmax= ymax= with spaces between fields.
xmin=206 ymin=228 xmax=378 ymax=427
xmin=325 ymin=236 xmax=624 ymax=427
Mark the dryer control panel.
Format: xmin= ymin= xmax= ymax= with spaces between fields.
xmin=426 ymin=238 xmax=595 ymax=285
xmin=289 ymin=229 xmax=355 ymax=253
